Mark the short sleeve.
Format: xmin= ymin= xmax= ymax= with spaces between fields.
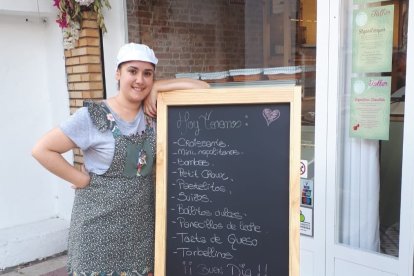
xmin=59 ymin=107 xmax=94 ymax=151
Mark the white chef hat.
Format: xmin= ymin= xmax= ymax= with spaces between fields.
xmin=116 ymin=43 xmax=158 ymax=68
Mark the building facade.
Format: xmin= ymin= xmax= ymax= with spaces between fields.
xmin=1 ymin=0 xmax=413 ymax=275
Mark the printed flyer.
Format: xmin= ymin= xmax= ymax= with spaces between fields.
xmin=352 ymin=5 xmax=394 ymax=73
xmin=300 ymin=206 xmax=313 ymax=237
xmin=350 ymin=77 xmax=391 ymax=140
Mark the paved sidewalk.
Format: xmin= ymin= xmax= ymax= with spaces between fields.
xmin=0 ymin=253 xmax=67 ymax=276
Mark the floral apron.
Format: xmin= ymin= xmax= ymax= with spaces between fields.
xmin=68 ymin=102 xmax=156 ymax=276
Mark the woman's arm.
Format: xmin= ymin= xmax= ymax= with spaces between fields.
xmin=144 ymin=78 xmax=210 ymax=117
xmin=32 ymin=128 xmax=90 ymax=188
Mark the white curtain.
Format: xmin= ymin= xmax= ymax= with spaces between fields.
xmin=340 ymin=137 xmax=380 ymax=251
xmin=338 ymin=1 xmax=381 ymax=252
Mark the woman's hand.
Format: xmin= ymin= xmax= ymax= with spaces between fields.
xmin=143 ymin=85 xmax=158 ymax=118
xmin=70 ymin=165 xmax=90 ymax=189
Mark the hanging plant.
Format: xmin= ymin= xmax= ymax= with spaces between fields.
xmin=53 ymin=0 xmax=111 ymax=49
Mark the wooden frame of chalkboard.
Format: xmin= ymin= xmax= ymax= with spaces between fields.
xmin=155 ymin=86 xmax=301 ymax=276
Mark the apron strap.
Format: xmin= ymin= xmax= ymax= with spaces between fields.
xmin=100 ymin=102 xmax=122 ymax=138
xmin=144 ymin=114 xmax=155 ymax=130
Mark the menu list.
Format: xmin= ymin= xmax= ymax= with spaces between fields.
xmin=165 ymin=104 xmax=291 ymax=276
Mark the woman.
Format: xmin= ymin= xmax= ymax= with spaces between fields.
xmin=32 ymin=43 xmax=209 ymax=275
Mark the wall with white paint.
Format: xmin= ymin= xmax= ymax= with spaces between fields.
xmin=0 ymin=0 xmax=127 ymax=269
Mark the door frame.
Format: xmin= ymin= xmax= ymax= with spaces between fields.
xmin=299 ymin=0 xmax=330 ymax=275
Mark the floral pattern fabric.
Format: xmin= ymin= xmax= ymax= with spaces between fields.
xmin=67 ymin=102 xmax=156 ymax=275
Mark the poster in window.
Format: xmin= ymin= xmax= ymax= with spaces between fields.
xmin=352 ymin=5 xmax=394 ymax=73
xmin=353 ymin=0 xmax=383 ymax=4
xmin=350 ymin=77 xmax=391 ymax=140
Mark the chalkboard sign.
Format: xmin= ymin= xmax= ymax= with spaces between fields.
xmin=155 ymin=87 xmax=301 ymax=276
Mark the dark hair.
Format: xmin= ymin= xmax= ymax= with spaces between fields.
xmin=117 ymin=61 xmax=156 ymax=71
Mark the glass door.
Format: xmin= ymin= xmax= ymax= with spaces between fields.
xmin=326 ymin=0 xmax=414 ymax=275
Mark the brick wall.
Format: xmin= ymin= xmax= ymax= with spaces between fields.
xmin=126 ymin=0 xmax=263 ymax=79
xmin=63 ymin=11 xmax=105 ymax=169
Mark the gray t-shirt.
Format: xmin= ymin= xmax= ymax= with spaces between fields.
xmin=60 ymin=103 xmax=148 ymax=175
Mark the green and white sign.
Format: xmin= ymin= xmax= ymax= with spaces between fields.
xmin=353 ymin=0 xmax=383 ymax=4
xmin=300 ymin=206 xmax=313 ymax=237
xmin=350 ymin=77 xmax=391 ymax=140
xmin=352 ymin=5 xmax=394 ymax=73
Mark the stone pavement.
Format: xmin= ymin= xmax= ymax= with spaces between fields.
xmin=0 ymin=253 xmax=67 ymax=276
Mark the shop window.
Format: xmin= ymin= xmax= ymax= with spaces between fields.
xmin=126 ymin=0 xmax=317 ymax=236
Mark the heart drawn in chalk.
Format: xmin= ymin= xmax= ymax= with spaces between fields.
xmin=262 ymin=108 xmax=280 ymax=126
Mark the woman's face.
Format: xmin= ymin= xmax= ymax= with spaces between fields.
xmin=116 ymin=60 xmax=155 ymax=103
